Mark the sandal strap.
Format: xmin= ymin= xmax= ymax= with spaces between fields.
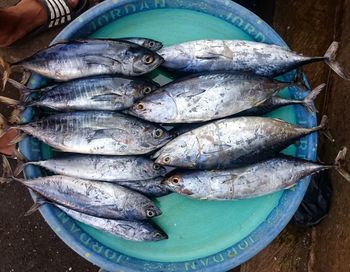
xmin=39 ymin=0 xmax=73 ymax=28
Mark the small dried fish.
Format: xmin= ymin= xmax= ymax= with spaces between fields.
xmin=158 ymin=40 xmax=349 ymax=80
xmin=162 ymin=148 xmax=350 ymax=200
xmin=57 ymin=205 xmax=167 ymax=241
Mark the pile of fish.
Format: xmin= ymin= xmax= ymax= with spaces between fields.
xmin=0 ymin=37 xmax=349 ymax=242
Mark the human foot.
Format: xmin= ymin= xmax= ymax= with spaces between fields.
xmin=0 ymin=0 xmax=79 ymax=47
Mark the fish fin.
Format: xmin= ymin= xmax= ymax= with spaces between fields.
xmin=324 ymin=41 xmax=350 ymax=81
xmin=0 ymin=57 xmax=11 ymax=91
xmin=334 ymin=147 xmax=350 ymax=182
xmin=20 ymin=71 xmax=31 ymax=85
xmin=9 ymin=133 xmax=26 ymax=145
xmin=302 ymin=83 xmax=326 ymax=113
xmin=7 ymin=78 xmax=37 ymax=100
xmin=14 ymin=161 xmax=28 ymax=176
xmin=176 ymin=88 xmax=207 ymax=99
xmin=0 ymin=155 xmax=13 ymax=183
xmin=83 ymin=55 xmax=121 ymax=67
xmin=292 ymin=68 xmax=309 ymax=91
xmin=24 ymin=198 xmax=47 ymax=216
xmin=0 ymin=95 xmax=22 ymax=107
xmin=0 ymin=113 xmax=10 ymax=138
xmin=8 ymin=108 xmax=22 ymax=124
xmin=91 ymin=93 xmax=123 ymax=101
xmin=12 ymin=149 xmax=25 ymax=161
xmin=316 ymin=115 xmax=335 ymax=142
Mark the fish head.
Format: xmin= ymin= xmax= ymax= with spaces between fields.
xmin=139 ymin=222 xmax=168 ymax=241
xmin=157 ymin=45 xmax=191 ymax=70
xmin=141 ymin=39 xmax=163 ymax=51
xmin=128 ymin=90 xmax=177 ymax=122
xmin=161 ymin=173 xmax=193 ymax=196
xmin=131 ymin=79 xmax=160 ymax=99
xmin=153 ymin=135 xmax=199 ymax=168
xmin=145 ymin=162 xmax=167 ymax=177
xmin=141 ymin=125 xmax=172 ymax=149
xmin=131 ymin=48 xmax=164 ymax=75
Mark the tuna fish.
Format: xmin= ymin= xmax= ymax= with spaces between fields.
xmin=158 ymin=40 xmax=349 ymax=80
xmin=162 ymin=148 xmax=350 ymax=200
xmin=154 ymin=115 xmax=331 ymax=169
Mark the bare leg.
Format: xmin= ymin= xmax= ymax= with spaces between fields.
xmin=0 ymin=0 xmax=78 ymax=47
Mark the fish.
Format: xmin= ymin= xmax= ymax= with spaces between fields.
xmin=117 ymin=177 xmax=171 ymax=197
xmin=1 ymin=75 xmax=160 ymax=111
xmin=119 ymin=37 xmax=163 ymax=51
xmin=128 ymin=72 xmax=309 ymax=123
xmin=14 ymin=154 xmax=167 ymax=182
xmin=162 ymin=147 xmax=350 ymax=200
xmin=0 ymin=39 xmax=164 ymax=88
xmin=153 ymin=115 xmax=331 ymax=169
xmin=5 ymin=174 xmax=162 ymax=220
xmin=158 ymin=40 xmax=349 ymax=80
xmin=56 ymin=205 xmax=167 ymax=241
xmin=0 ymin=111 xmax=171 ymax=155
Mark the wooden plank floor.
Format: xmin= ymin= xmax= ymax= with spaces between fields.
xmin=1 ymin=0 xmax=350 ymax=271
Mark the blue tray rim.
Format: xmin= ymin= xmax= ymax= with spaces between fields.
xmin=19 ymin=0 xmax=317 ymax=271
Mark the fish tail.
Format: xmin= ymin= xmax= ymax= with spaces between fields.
xmin=14 ymin=160 xmax=35 ymax=176
xmin=0 ymin=56 xmax=11 ymax=91
xmin=334 ymin=147 xmax=350 ymax=182
xmin=7 ymin=78 xmax=34 ymax=100
xmin=324 ymin=41 xmax=350 ymax=81
xmin=0 ymin=113 xmax=10 ymax=138
xmin=24 ymin=198 xmax=46 ymax=216
xmin=0 ymin=95 xmax=26 ymax=124
xmin=302 ymin=83 xmax=326 ymax=113
xmin=315 ymin=115 xmax=335 ymax=142
xmin=0 ymin=155 xmax=13 ymax=183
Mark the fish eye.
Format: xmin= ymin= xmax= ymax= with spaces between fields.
xmin=146 ymin=209 xmax=155 ymax=217
xmin=143 ymin=86 xmax=152 ymax=94
xmin=153 ymin=163 xmax=161 ymax=170
xmin=153 ymin=128 xmax=163 ymax=138
xmin=143 ymin=54 xmax=154 ymax=64
xmin=163 ymin=156 xmax=170 ymax=163
xmin=172 ymin=177 xmax=180 ymax=184
xmin=154 ymin=232 xmax=162 ymax=238
xmin=136 ymin=103 xmax=144 ymax=110
xmin=148 ymin=41 xmax=155 ymax=47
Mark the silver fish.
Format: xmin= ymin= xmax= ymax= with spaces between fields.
xmin=11 ymin=175 xmax=161 ymax=220
xmin=154 ymin=115 xmax=330 ymax=169
xmin=1 ymin=76 xmax=159 ymax=111
xmin=158 ymin=40 xmax=349 ymax=80
xmin=128 ymin=72 xmax=297 ymax=123
xmin=16 ymin=155 xmax=166 ymax=182
xmin=1 ymin=111 xmax=171 ymax=155
xmin=162 ymin=148 xmax=350 ymax=200
xmin=119 ymin=37 xmax=163 ymax=51
xmin=56 ymin=205 xmax=167 ymax=241
xmin=0 ymin=39 xmax=164 ymax=87
xmin=118 ymin=177 xmax=171 ymax=197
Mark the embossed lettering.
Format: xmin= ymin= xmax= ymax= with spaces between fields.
xmin=57 ymin=210 xmax=70 ymax=224
xmin=213 ymin=254 xmax=225 ymax=263
xmin=200 ymin=258 xmax=209 ymax=266
xmin=80 ymin=233 xmax=91 ymax=245
xmin=244 ymin=23 xmax=255 ymax=35
xmin=238 ymin=239 xmax=249 ymax=250
xmin=231 ymin=16 xmax=244 ymax=28
xmin=105 ymin=248 xmax=117 ymax=259
xmin=255 ymin=32 xmax=266 ymax=43
xmin=97 ymin=15 xmax=110 ymax=28
xmin=92 ymin=242 xmax=104 ymax=253
xmin=154 ymin=0 xmax=165 ymax=8
xmin=109 ymin=9 xmax=121 ymax=20
xmin=185 ymin=262 xmax=196 ymax=271
xmin=227 ymin=248 xmax=237 ymax=258
xmin=70 ymin=223 xmax=81 ymax=233
xmin=124 ymin=4 xmax=136 ymax=14
xmin=140 ymin=0 xmax=150 ymax=10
